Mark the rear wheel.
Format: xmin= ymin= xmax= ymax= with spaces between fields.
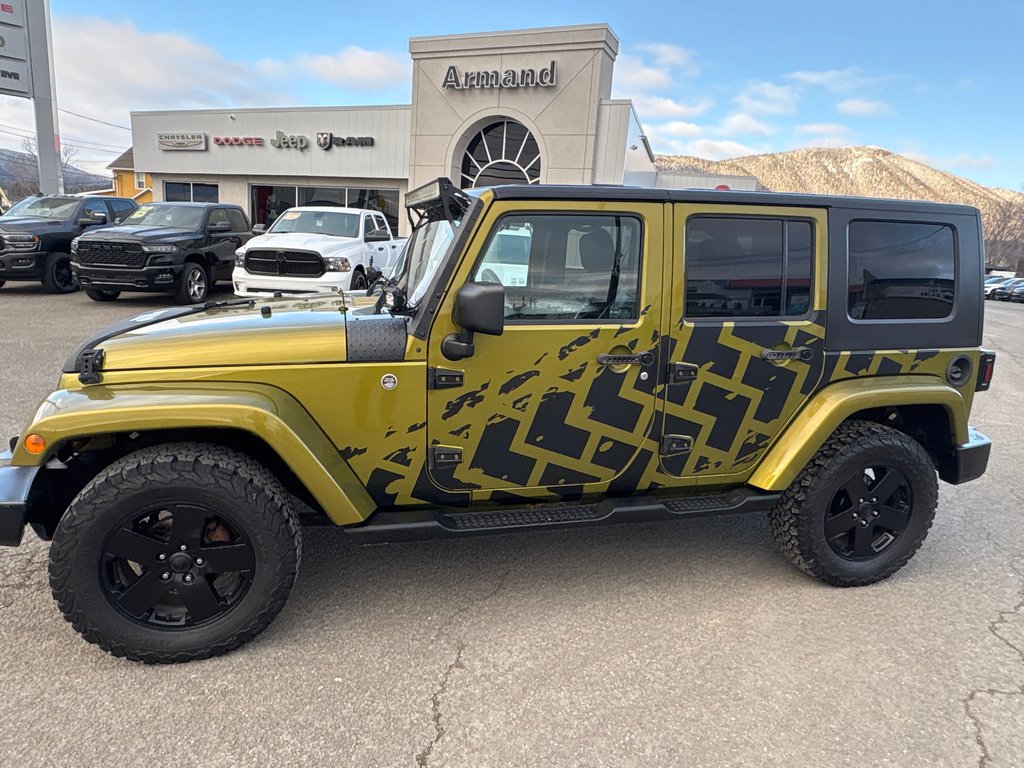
xmin=768 ymin=420 xmax=937 ymax=586
xmin=85 ymin=288 xmax=120 ymax=302
xmin=176 ymin=262 xmax=208 ymax=304
xmin=49 ymin=443 xmax=301 ymax=663
xmin=42 ymin=252 xmax=77 ymax=293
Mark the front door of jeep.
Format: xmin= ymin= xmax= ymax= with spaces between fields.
xmin=660 ymin=204 xmax=827 ymax=481
xmin=425 ymin=202 xmax=666 ymax=503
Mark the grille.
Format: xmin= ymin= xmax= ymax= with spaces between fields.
xmin=77 ymin=241 xmax=147 ymax=269
xmin=245 ymin=249 xmax=325 ymax=277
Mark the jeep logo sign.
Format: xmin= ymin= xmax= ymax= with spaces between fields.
xmin=269 ymin=131 xmax=309 ymax=150
xmin=316 ymin=132 xmax=375 ymax=151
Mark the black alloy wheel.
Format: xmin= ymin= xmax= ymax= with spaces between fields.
xmin=823 ymin=465 xmax=912 ymax=560
xmin=100 ymin=504 xmax=255 ymax=629
xmin=43 ymin=252 xmax=78 ymax=293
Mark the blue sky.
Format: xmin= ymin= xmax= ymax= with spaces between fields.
xmin=1 ymin=0 xmax=1021 ymax=189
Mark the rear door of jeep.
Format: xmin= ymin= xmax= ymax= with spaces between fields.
xmin=659 ymin=201 xmax=828 ymax=483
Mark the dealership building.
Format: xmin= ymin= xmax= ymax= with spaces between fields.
xmin=129 ymin=24 xmax=754 ymax=235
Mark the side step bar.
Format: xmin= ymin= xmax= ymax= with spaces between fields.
xmin=343 ymin=488 xmax=779 ymax=545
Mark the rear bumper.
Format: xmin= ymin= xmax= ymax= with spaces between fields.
xmin=937 ymin=426 xmax=991 ymax=485
xmin=0 ymin=450 xmax=37 ymax=547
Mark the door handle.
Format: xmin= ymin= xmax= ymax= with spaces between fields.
xmin=760 ymin=347 xmax=813 ymax=362
xmin=597 ymin=352 xmax=655 ymax=366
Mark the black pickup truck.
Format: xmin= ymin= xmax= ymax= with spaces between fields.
xmin=72 ymin=202 xmax=253 ymax=304
xmin=0 ymin=195 xmax=138 ymax=293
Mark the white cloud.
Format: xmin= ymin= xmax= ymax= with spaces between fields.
xmin=658 ymin=121 xmax=702 ymax=137
xmin=719 ymin=113 xmax=775 ymax=137
xmin=635 ymin=43 xmax=699 ymax=75
xmin=837 ymin=98 xmax=892 ymax=116
xmin=948 ymin=152 xmax=995 ymax=170
xmin=786 ymin=67 xmax=875 ymax=92
xmin=294 ymin=46 xmax=410 ymax=90
xmin=687 ymin=139 xmax=760 ymax=160
xmin=735 ymin=82 xmax=797 ymax=115
xmin=631 ymin=95 xmax=714 ymax=119
xmin=796 ymin=123 xmax=850 ymax=135
xmin=614 ymin=54 xmax=673 ymax=91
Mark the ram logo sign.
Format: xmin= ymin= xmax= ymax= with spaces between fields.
xmin=316 ymin=132 xmax=375 ymax=151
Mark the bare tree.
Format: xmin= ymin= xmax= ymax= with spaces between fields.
xmin=20 ymin=136 xmax=79 ymax=170
xmin=984 ymin=193 xmax=1024 ymax=274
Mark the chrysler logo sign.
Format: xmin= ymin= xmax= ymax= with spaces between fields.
xmin=316 ymin=132 xmax=375 ymax=150
xmin=157 ymin=132 xmax=207 ymax=151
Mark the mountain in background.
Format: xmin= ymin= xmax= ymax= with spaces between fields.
xmin=656 ymin=145 xmax=1023 ymax=218
xmin=656 ymin=146 xmax=1024 ymax=269
xmin=0 ymin=148 xmax=112 ymax=199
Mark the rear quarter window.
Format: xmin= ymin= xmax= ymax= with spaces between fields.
xmin=848 ymin=220 xmax=956 ymax=320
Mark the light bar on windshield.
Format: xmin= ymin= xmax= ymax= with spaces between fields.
xmin=405 ymin=179 xmax=445 ymax=209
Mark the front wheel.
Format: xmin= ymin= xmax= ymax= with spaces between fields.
xmin=42 ymin=252 xmax=78 ymax=293
xmin=768 ymin=420 xmax=937 ymax=586
xmin=176 ymin=263 xmax=209 ymax=304
xmin=85 ymin=288 xmax=120 ymax=302
xmin=349 ymin=270 xmax=368 ymax=291
xmin=48 ymin=443 xmax=301 ymax=663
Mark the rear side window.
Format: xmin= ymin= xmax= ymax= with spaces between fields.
xmin=685 ymin=216 xmax=813 ymax=319
xmin=109 ymin=199 xmax=135 ymax=222
xmin=226 ymin=208 xmax=249 ymax=232
xmin=847 ymin=221 xmax=955 ymax=320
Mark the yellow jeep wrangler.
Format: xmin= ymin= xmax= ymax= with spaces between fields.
xmin=0 ymin=178 xmax=994 ymax=662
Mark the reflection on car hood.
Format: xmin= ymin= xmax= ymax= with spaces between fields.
xmin=0 ymin=216 xmax=68 ymax=232
xmin=80 ymin=224 xmax=196 ymax=241
xmin=244 ymin=231 xmax=361 ymax=255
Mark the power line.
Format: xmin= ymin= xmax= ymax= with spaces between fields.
xmin=58 ymin=108 xmax=131 ymax=131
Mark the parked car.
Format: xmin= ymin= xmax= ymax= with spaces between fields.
xmin=1011 ymin=285 xmax=1024 ymax=303
xmin=990 ymin=277 xmax=1024 ymax=301
xmin=984 ymin=276 xmax=1012 ymax=298
xmin=232 ymin=207 xmax=406 ymax=296
xmin=0 ymin=194 xmax=137 ymax=293
xmin=71 ymin=202 xmax=253 ymax=304
xmin=0 ymin=177 xmax=993 ymax=662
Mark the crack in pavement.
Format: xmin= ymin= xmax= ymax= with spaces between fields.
xmin=415 ymin=565 xmax=513 ymax=767
xmin=963 ymin=534 xmax=1024 ymax=768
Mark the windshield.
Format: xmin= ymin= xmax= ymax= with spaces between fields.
xmin=268 ymin=210 xmax=359 ymax=237
xmin=4 ymin=196 xmax=79 ymax=219
xmin=122 ymin=204 xmax=204 ymax=229
xmin=394 ymin=217 xmax=457 ymax=307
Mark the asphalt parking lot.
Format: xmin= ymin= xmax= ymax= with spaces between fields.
xmin=1 ymin=283 xmax=1022 ymax=767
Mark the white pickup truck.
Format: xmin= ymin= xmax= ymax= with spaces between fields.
xmin=232 ymin=206 xmax=405 ymax=296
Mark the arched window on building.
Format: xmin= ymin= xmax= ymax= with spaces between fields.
xmin=461 ymin=120 xmax=541 ymax=187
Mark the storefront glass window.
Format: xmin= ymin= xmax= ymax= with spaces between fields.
xmin=251 ymin=185 xmax=297 ymax=227
xmin=298 ymin=187 xmax=345 ymax=208
xmin=165 ymin=181 xmax=219 ymax=203
xmin=192 ymin=184 xmax=219 ymax=204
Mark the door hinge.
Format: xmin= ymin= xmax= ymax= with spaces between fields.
xmin=428 ymin=445 xmax=464 ymax=469
xmin=661 ymin=434 xmax=693 ymax=456
xmin=428 ymin=367 xmax=464 ymax=390
xmin=667 ymin=361 xmax=699 ymax=385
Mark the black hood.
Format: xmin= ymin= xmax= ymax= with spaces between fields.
xmin=79 ymin=224 xmax=196 ymax=241
xmin=0 ymin=216 xmax=71 ymax=233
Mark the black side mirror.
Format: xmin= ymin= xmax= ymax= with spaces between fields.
xmin=209 ymin=220 xmax=232 ymax=233
xmin=442 ymin=281 xmax=505 ymax=360
xmin=252 ymin=224 xmax=267 ymax=235
xmin=78 ymin=211 xmax=107 ymax=226
xmin=365 ymin=228 xmax=390 ymax=243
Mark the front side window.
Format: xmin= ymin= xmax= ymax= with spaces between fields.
xmin=685 ymin=216 xmax=813 ymax=319
xmin=82 ymin=200 xmax=110 ymax=221
xmin=848 ymin=221 xmax=955 ymax=320
xmin=472 ymin=213 xmax=642 ymax=321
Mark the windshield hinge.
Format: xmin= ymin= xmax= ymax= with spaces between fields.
xmin=428 ymin=367 xmax=464 ymax=390
xmin=77 ymin=348 xmax=105 ymax=385
xmin=428 ymin=444 xmax=463 ymax=468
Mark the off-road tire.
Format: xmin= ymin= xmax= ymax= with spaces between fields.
xmin=49 ymin=443 xmax=301 ymax=663
xmin=768 ymin=420 xmax=937 ymax=586
xmin=176 ymin=262 xmax=208 ymax=304
xmin=85 ymin=288 xmax=120 ymax=302
xmin=42 ymin=252 xmax=77 ymax=293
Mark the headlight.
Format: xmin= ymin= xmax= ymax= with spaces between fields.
xmin=5 ymin=233 xmax=39 ymax=250
xmin=70 ymin=237 xmax=81 ymax=253
xmin=235 ymin=248 xmax=246 ymax=267
xmin=142 ymin=244 xmax=177 ymax=253
xmin=324 ymin=256 xmax=351 ymax=272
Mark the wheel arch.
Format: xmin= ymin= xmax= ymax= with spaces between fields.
xmin=14 ymin=382 xmax=375 ymax=534
xmin=749 ymin=376 xmax=969 ymax=492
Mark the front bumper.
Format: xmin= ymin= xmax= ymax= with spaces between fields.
xmin=73 ymin=262 xmax=184 ymax=292
xmin=0 ymin=450 xmax=37 ymax=547
xmin=0 ymin=249 xmax=45 ymax=280
xmin=232 ymin=269 xmax=352 ymax=296
xmin=937 ymin=426 xmax=991 ymax=485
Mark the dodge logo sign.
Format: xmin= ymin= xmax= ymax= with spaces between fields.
xmin=213 ymin=136 xmax=264 ymax=146
xmin=316 ymin=131 xmax=375 ymax=151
